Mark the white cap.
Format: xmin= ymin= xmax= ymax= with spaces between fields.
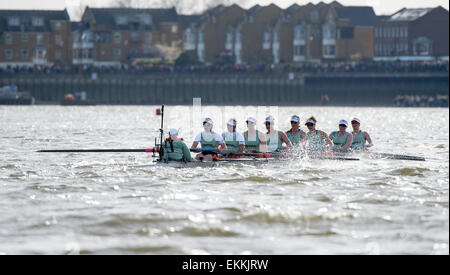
xmin=246 ymin=117 xmax=257 ymax=124
xmin=227 ymin=119 xmax=237 ymax=126
xmin=265 ymin=116 xmax=275 ymax=123
xmin=339 ymin=120 xmax=348 ymax=126
xmin=203 ymin=118 xmax=213 ymax=126
xmin=169 ymin=128 xmax=178 ymax=137
xmin=290 ymin=115 xmax=300 ymax=123
xmin=305 ymin=119 xmax=316 ymax=125
xmin=351 ymin=118 xmax=361 ymax=124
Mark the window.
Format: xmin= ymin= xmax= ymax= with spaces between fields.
xmin=21 ymin=49 xmax=28 ymax=60
xmin=114 ymin=32 xmax=121 ymax=44
xmin=323 ymin=24 xmax=336 ymax=39
xmin=294 ymin=45 xmax=306 ymax=56
xmin=5 ymin=49 xmax=13 ymax=60
xmin=55 ymin=49 xmax=62 ymax=59
xmin=141 ymin=14 xmax=152 ymax=25
xmin=211 ymin=16 xmax=216 ymax=24
xmin=115 ymin=16 xmax=128 ymax=25
xmin=131 ymin=32 xmax=138 ymax=41
xmin=55 ymin=22 xmax=62 ymax=30
xmin=413 ymin=37 xmax=432 ymax=56
xmin=263 ymin=30 xmax=271 ymax=49
xmin=273 ymin=29 xmax=279 ymax=42
xmin=248 ymin=16 xmax=254 ymax=24
xmin=235 ymin=30 xmax=241 ymax=43
xmin=310 ymin=11 xmax=319 ymax=23
xmin=8 ymin=17 xmax=20 ymax=26
xmin=323 ymin=45 xmax=335 ymax=56
xmin=6 ymin=33 xmax=13 ymax=44
xmin=225 ymin=31 xmax=233 ymax=50
xmin=171 ymin=25 xmax=178 ymax=33
xmin=198 ymin=30 xmax=204 ymax=43
xmin=32 ymin=17 xmax=44 ymax=26
xmin=295 ymin=25 xmax=306 ymax=41
xmin=22 ymin=33 xmax=28 ymax=42
xmin=55 ymin=35 xmax=62 ymax=44
xmin=37 ymin=34 xmax=43 ymax=44
xmin=114 ymin=48 xmax=121 ymax=59
xmin=145 ymin=32 xmax=152 ymax=43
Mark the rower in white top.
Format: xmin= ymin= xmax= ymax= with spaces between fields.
xmin=264 ymin=116 xmax=292 ymax=152
xmin=191 ymin=118 xmax=227 ymax=161
xmin=222 ymin=119 xmax=245 ymax=156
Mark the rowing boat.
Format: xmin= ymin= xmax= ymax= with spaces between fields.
xmin=129 ymin=158 xmax=273 ymax=169
xmin=36 ymin=105 xmax=426 ymax=165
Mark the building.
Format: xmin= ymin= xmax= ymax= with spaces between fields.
xmin=234 ymin=4 xmax=284 ymax=65
xmin=0 ymin=9 xmax=71 ymax=68
xmin=325 ymin=6 xmax=376 ymax=60
xmin=191 ymin=4 xmax=246 ymax=64
xmin=375 ymin=6 xmax=449 ymax=60
xmin=73 ymin=6 xmax=181 ymax=67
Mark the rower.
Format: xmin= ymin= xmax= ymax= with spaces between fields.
xmin=305 ymin=116 xmax=332 ymax=153
xmin=350 ymin=118 xmax=373 ymax=151
xmin=191 ymin=118 xmax=227 ymax=161
xmin=222 ymin=119 xmax=245 ymax=156
xmin=286 ymin=115 xmax=306 ymax=147
xmin=243 ymin=117 xmax=267 ymax=153
xmin=162 ymin=128 xmax=193 ymax=162
xmin=264 ymin=116 xmax=292 ymax=152
xmin=329 ymin=119 xmax=353 ymax=152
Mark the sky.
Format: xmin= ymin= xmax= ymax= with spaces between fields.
xmin=0 ymin=0 xmax=448 ymax=20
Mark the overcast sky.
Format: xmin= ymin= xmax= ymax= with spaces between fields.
xmin=1 ymin=0 xmax=448 ymax=20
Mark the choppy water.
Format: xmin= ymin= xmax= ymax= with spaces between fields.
xmin=0 ymin=105 xmax=448 ymax=255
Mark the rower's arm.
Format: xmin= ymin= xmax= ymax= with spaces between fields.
xmin=364 ymin=132 xmax=374 ymax=147
xmin=258 ymin=132 xmax=268 ymax=153
xmin=280 ymin=132 xmax=292 ymax=148
xmin=342 ymin=133 xmax=353 ymax=150
xmin=300 ymin=131 xmax=307 ymax=142
xmin=219 ymin=142 xmax=228 ymax=152
xmin=182 ymin=143 xmax=194 ymax=162
xmin=191 ymin=141 xmax=199 ymax=150
xmin=323 ymin=131 xmax=334 ymax=147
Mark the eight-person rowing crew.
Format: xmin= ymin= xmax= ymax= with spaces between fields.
xmin=162 ymin=116 xmax=373 ymax=162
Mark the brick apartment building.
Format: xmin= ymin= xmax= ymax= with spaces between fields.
xmin=73 ymin=7 xmax=181 ymax=67
xmin=182 ymin=1 xmax=378 ymax=65
xmin=1 ymin=3 xmax=447 ymax=68
xmin=0 ymin=9 xmax=71 ymax=68
xmin=375 ymin=6 xmax=449 ymax=60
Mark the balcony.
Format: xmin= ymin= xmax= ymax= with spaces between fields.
xmin=73 ymin=42 xmax=94 ymax=49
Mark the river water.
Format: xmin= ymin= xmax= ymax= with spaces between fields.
xmin=0 ymin=105 xmax=448 ymax=255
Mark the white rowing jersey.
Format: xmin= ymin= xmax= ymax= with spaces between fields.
xmin=221 ymin=132 xmax=245 ymax=145
xmin=194 ymin=131 xmax=225 ymax=144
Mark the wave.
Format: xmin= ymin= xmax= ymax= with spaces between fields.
xmin=390 ymin=167 xmax=431 ymax=177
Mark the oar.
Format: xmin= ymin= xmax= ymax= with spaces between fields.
xmin=37 ymin=148 xmax=159 ymax=153
xmin=327 ymin=151 xmax=426 ymax=162
xmin=190 ymin=149 xmax=292 ymax=158
xmin=367 ymin=152 xmax=426 ymax=161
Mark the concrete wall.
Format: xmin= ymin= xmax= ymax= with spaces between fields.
xmin=1 ymin=72 xmax=447 ymax=106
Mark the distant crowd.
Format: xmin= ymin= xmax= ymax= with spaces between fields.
xmin=0 ymin=60 xmax=448 ymax=76
xmin=394 ymin=94 xmax=449 ymax=107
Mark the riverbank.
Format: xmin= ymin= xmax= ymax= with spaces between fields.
xmin=1 ymin=72 xmax=448 ymax=106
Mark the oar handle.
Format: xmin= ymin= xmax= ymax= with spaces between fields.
xmin=38 ymin=148 xmax=159 ymax=153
